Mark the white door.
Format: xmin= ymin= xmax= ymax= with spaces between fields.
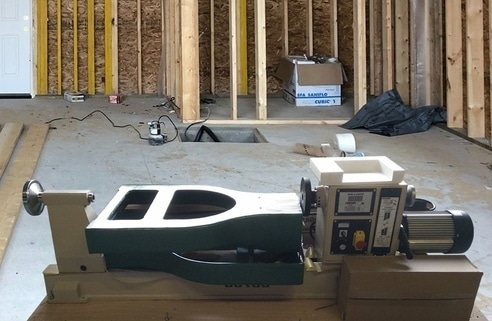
xmin=0 ymin=0 xmax=32 ymax=96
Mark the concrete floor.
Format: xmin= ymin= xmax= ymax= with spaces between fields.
xmin=0 ymin=96 xmax=491 ymax=320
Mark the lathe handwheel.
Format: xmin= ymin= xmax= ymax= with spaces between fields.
xmin=300 ymin=177 xmax=315 ymax=216
xmin=22 ymin=180 xmax=45 ymax=216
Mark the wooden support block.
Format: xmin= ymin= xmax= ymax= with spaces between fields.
xmin=28 ymin=299 xmax=342 ymax=321
xmin=254 ymin=0 xmax=268 ymax=120
xmin=0 ymin=124 xmax=49 ymax=265
xmin=353 ymin=0 xmax=367 ymax=110
xmin=28 ymin=298 xmax=488 ymax=321
xmin=465 ymin=0 xmax=485 ymax=138
xmin=445 ymin=0 xmax=463 ymax=129
xmin=0 ymin=123 xmax=24 ymax=179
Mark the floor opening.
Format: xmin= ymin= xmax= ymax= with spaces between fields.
xmin=180 ymin=126 xmax=268 ymax=143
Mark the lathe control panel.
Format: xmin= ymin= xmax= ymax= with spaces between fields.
xmin=309 ymin=157 xmax=407 ymax=263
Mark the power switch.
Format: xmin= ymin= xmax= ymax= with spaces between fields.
xmin=353 ymin=230 xmax=366 ymax=251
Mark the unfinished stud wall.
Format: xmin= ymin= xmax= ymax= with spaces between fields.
xmin=198 ymin=0 xmax=354 ymax=95
xmin=35 ymin=1 xmax=491 ymax=141
xmin=40 ymin=0 xmax=355 ymax=96
xmin=45 ymin=0 xmax=162 ymax=95
xmin=46 ymin=0 xmax=107 ymax=94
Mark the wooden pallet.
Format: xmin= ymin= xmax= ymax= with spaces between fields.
xmin=0 ymin=123 xmax=49 ymax=264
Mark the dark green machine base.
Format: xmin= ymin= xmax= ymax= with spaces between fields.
xmin=103 ymin=248 xmax=305 ymax=285
xmin=85 ymin=186 xmax=305 ymax=286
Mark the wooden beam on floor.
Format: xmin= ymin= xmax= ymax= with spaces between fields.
xmin=445 ymin=0 xmax=463 ymax=129
xmin=0 ymin=123 xmax=24 ymax=179
xmin=206 ymin=119 xmax=348 ymax=125
xmin=0 ymin=124 xmax=49 ymax=265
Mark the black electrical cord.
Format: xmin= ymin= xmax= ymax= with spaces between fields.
xmin=153 ymin=96 xmax=178 ymax=110
xmin=45 ymin=109 xmax=150 ymax=141
xmin=183 ymin=106 xmax=211 ymax=141
xmin=193 ymin=125 xmax=220 ymax=142
xmin=157 ymin=114 xmax=179 ymax=142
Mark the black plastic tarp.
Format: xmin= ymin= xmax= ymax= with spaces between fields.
xmin=340 ymin=89 xmax=446 ymax=136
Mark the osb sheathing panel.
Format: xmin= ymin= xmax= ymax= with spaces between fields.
xmin=118 ymin=0 xmax=138 ymax=93
xmin=46 ymin=0 xmax=354 ymax=95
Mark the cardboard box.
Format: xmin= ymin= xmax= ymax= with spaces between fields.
xmin=275 ymin=56 xmax=344 ymax=107
xmin=338 ymin=255 xmax=482 ymax=321
xmin=283 ymin=90 xmax=342 ymax=107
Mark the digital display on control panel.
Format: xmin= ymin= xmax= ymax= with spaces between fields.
xmin=335 ymin=189 xmax=376 ymax=215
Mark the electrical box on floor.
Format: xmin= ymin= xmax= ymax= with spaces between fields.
xmin=64 ymin=91 xmax=85 ymax=103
